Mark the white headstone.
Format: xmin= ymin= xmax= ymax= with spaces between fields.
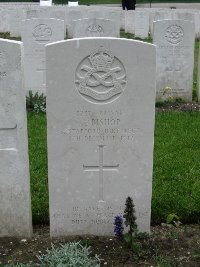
xmin=120 ymin=10 xmax=125 ymax=30
xmin=154 ymin=20 xmax=195 ymax=102
xmin=150 ymin=10 xmax=169 ymax=35
xmin=134 ymin=11 xmax=150 ymax=39
xmin=72 ymin=18 xmax=119 ymax=38
xmin=149 ymin=9 xmax=196 ymax=37
xmin=21 ymin=18 xmax=65 ymax=94
xmin=0 ymin=7 xmax=11 ymax=32
xmin=0 ymin=39 xmax=32 ymax=237
xmin=46 ymin=38 xmax=156 ymax=236
xmin=40 ymin=0 xmax=52 ymax=6
xmin=194 ymin=11 xmax=200 ymax=38
xmin=125 ymin=11 xmax=135 ymax=34
xmin=9 ymin=6 xmax=67 ymax=38
xmin=66 ymin=7 xmax=121 ymax=38
xmin=9 ymin=8 xmax=26 ymax=38
xmin=125 ymin=10 xmax=150 ymax=38
xmin=68 ymin=1 xmax=79 ymax=7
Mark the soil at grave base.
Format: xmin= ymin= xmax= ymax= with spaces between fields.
xmin=0 ymin=225 xmax=199 ymax=267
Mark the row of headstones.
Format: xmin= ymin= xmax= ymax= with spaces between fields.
xmin=125 ymin=9 xmax=200 ymax=39
xmin=0 ymin=5 xmax=123 ymax=36
xmin=0 ymin=36 xmax=156 ymax=237
xmin=17 ymin=17 xmax=119 ymax=95
xmin=1 ymin=5 xmax=200 ymax=38
xmin=19 ymin=17 xmax=196 ymax=102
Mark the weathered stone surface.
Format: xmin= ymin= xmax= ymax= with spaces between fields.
xmin=153 ymin=20 xmax=195 ymax=102
xmin=149 ymin=9 xmax=196 ymax=36
xmin=9 ymin=8 xmax=26 ymax=37
xmin=46 ymin=38 xmax=156 ymax=236
xmin=0 ymin=39 xmax=32 ymax=237
xmin=72 ymin=18 xmax=119 ymax=38
xmin=150 ymin=9 xmax=170 ymax=35
xmin=125 ymin=11 xmax=135 ymax=34
xmin=40 ymin=0 xmax=52 ymax=6
xmin=125 ymin=10 xmax=150 ymax=38
xmin=21 ymin=18 xmax=65 ymax=94
xmin=9 ymin=6 xmax=67 ymax=38
xmin=0 ymin=7 xmax=11 ymax=32
xmin=134 ymin=10 xmax=150 ymax=38
xmin=66 ymin=7 xmax=121 ymax=38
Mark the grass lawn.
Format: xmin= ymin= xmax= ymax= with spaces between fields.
xmin=27 ymin=111 xmax=200 ymax=225
xmin=28 ymin=113 xmax=48 ymax=224
xmin=153 ymin=112 xmax=200 ymax=224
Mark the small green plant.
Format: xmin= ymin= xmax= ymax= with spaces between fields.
xmin=5 ymin=242 xmax=100 ymax=267
xmin=162 ymin=85 xmax=174 ymax=102
xmin=26 ymin=91 xmax=46 ymax=113
xmin=38 ymin=242 xmax=101 ymax=267
xmin=165 ymin=230 xmax=178 ymax=240
xmin=123 ymin=196 xmax=137 ymax=236
xmin=153 ymin=255 xmax=176 ymax=267
xmin=123 ymin=196 xmax=139 ymax=251
xmin=166 ymin=213 xmax=181 ymax=227
xmin=135 ymin=231 xmax=150 ymax=240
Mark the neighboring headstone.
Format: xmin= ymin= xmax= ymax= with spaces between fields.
xmin=149 ymin=9 xmax=196 ymax=37
xmin=0 ymin=38 xmax=32 ymax=237
xmin=120 ymin=9 xmax=125 ymax=30
xmin=134 ymin=10 xmax=150 ymax=38
xmin=68 ymin=1 xmax=79 ymax=7
xmin=66 ymin=7 xmax=121 ymax=38
xmin=149 ymin=9 xmax=169 ymax=35
xmin=21 ymin=18 xmax=65 ymax=94
xmin=0 ymin=7 xmax=11 ymax=32
xmin=153 ymin=20 xmax=195 ymax=102
xmin=125 ymin=10 xmax=150 ymax=38
xmin=194 ymin=10 xmax=200 ymax=38
xmin=46 ymin=38 xmax=156 ymax=236
xmin=125 ymin=11 xmax=135 ymax=34
xmin=175 ymin=10 xmax=194 ymax=22
xmin=9 ymin=8 xmax=26 ymax=37
xmin=9 ymin=6 xmax=67 ymax=38
xmin=40 ymin=0 xmax=52 ymax=6
xmin=72 ymin=18 xmax=119 ymax=38
xmin=25 ymin=6 xmax=67 ymax=21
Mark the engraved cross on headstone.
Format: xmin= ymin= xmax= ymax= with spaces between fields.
xmin=83 ymin=145 xmax=119 ymax=202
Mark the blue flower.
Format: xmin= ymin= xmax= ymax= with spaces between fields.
xmin=114 ymin=215 xmax=124 ymax=238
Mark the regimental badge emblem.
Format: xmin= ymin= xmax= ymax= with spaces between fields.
xmin=165 ymin=25 xmax=184 ymax=44
xmin=86 ymin=24 xmax=104 ymax=37
xmin=75 ymin=46 xmax=126 ymax=104
xmin=32 ymin=24 xmax=52 ymax=42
